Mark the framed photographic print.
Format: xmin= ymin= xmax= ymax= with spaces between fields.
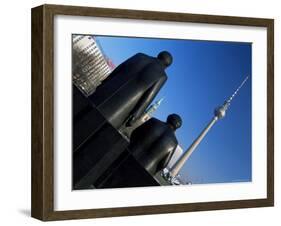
xmin=31 ymin=4 xmax=274 ymax=221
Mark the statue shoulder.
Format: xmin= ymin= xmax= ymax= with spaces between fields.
xmin=115 ymin=53 xmax=153 ymax=75
xmin=131 ymin=53 xmax=152 ymax=62
xmin=134 ymin=118 xmax=164 ymax=134
xmin=139 ymin=60 xmax=168 ymax=83
xmin=147 ymin=117 xmax=164 ymax=126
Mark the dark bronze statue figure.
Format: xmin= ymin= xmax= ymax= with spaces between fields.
xmin=89 ymin=51 xmax=173 ymax=129
xmin=129 ymin=114 xmax=182 ymax=175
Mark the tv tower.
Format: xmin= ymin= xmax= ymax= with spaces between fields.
xmin=169 ymin=76 xmax=249 ymax=178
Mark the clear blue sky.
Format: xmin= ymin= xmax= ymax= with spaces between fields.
xmin=95 ymin=35 xmax=252 ymax=185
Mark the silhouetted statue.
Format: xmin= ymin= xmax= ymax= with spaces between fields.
xmin=89 ymin=51 xmax=173 ymax=129
xmin=129 ymin=114 xmax=182 ymax=175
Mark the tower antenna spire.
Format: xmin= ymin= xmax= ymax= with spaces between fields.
xmin=225 ymin=76 xmax=249 ymax=108
xmin=169 ymin=76 xmax=249 ymax=178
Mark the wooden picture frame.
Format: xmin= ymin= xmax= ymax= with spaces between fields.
xmin=31 ymin=4 xmax=274 ymax=221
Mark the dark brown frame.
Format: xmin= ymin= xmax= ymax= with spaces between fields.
xmin=31 ymin=4 xmax=274 ymax=221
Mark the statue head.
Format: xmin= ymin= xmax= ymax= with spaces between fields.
xmin=157 ymin=51 xmax=173 ymax=68
xmin=167 ymin=114 xmax=182 ymax=131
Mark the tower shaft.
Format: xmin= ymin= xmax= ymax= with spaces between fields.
xmin=170 ymin=116 xmax=218 ymax=177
